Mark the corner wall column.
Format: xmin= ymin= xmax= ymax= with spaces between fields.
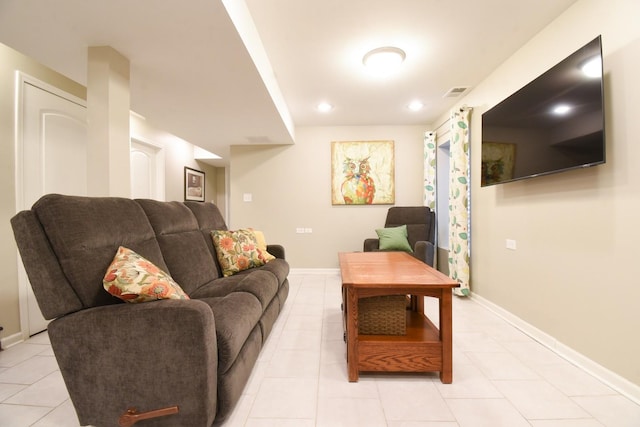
xmin=86 ymin=46 xmax=131 ymax=197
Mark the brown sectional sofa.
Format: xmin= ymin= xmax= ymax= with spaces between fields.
xmin=10 ymin=194 xmax=290 ymax=426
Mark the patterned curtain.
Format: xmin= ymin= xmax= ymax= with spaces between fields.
xmin=423 ymin=131 xmax=437 ymax=209
xmin=448 ymin=107 xmax=472 ymax=296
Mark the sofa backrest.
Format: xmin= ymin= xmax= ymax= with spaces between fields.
xmin=183 ymin=201 xmax=227 ymax=278
xmin=11 ymin=194 xmax=228 ymax=320
xmin=12 ymin=194 xmax=168 ymax=318
xmin=136 ymin=199 xmax=221 ymax=294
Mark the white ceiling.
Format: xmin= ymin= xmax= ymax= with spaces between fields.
xmin=0 ymin=0 xmax=578 ymax=166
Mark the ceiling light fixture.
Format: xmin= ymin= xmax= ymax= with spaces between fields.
xmin=362 ymin=46 xmax=406 ymax=76
xmin=317 ymin=102 xmax=333 ymax=113
xmin=407 ymin=100 xmax=424 ymax=111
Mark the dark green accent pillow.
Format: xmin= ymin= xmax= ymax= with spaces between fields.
xmin=375 ymin=225 xmax=413 ymax=253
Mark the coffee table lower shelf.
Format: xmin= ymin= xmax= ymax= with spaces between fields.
xmin=354 ymin=310 xmax=443 ymax=374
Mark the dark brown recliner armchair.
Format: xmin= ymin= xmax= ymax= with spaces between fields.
xmin=363 ymin=206 xmax=436 ymax=267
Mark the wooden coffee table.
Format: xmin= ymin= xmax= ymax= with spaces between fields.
xmin=339 ymin=251 xmax=459 ymax=383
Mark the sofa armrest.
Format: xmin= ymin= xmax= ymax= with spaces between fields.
xmin=267 ymin=244 xmax=285 ymax=259
xmin=363 ymin=238 xmax=380 ymax=252
xmin=414 ymin=241 xmax=436 ymax=267
xmin=48 ymin=299 xmax=218 ymax=427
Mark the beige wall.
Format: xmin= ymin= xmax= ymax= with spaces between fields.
xmin=0 ymin=43 xmax=86 ymax=340
xmin=229 ymin=125 xmax=426 ymax=268
xmin=214 ymin=167 xmax=228 ymax=221
xmin=433 ymin=0 xmax=640 ymax=387
xmin=131 ymin=116 xmax=219 ymax=203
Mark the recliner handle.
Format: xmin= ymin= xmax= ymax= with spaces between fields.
xmin=118 ymin=406 xmax=179 ymax=427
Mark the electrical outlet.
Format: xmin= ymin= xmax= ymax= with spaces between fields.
xmin=506 ymin=239 xmax=517 ymax=250
xmin=296 ymin=228 xmax=305 ymax=234
xmin=304 ymin=228 xmax=313 ymax=233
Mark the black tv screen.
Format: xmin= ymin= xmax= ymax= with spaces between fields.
xmin=481 ymin=36 xmax=605 ymax=187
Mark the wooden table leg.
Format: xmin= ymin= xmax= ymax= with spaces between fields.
xmin=439 ymin=289 xmax=453 ymax=383
xmin=346 ymin=287 xmax=359 ymax=382
xmin=416 ymin=294 xmax=424 ymax=313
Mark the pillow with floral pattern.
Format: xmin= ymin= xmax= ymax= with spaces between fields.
xmin=247 ymin=228 xmax=276 ymax=262
xmin=211 ymin=229 xmax=274 ymax=277
xmin=103 ymin=246 xmax=189 ymax=303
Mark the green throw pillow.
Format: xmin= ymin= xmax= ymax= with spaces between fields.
xmin=375 ymin=225 xmax=413 ymax=253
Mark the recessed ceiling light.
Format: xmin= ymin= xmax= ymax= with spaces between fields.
xmin=317 ymin=102 xmax=333 ymax=113
xmin=362 ymin=46 xmax=406 ymax=76
xmin=407 ymin=100 xmax=424 ymax=111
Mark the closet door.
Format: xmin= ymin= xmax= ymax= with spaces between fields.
xmin=130 ymin=138 xmax=165 ymax=201
xmin=18 ymin=78 xmax=87 ymax=336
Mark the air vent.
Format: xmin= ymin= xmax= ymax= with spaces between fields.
xmin=443 ymin=87 xmax=470 ymax=98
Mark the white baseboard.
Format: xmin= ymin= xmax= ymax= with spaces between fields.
xmin=290 ymin=268 xmax=340 ymax=275
xmin=0 ymin=331 xmax=24 ymax=351
xmin=471 ymin=292 xmax=640 ymax=406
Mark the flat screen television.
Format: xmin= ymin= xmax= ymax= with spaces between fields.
xmin=481 ymin=35 xmax=605 ymax=187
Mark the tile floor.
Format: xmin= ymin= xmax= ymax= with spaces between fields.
xmin=1 ymin=272 xmax=639 ymax=426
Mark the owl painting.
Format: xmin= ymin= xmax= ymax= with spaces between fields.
xmin=331 ymin=141 xmax=394 ymax=205
xmin=340 ymin=157 xmax=375 ymax=204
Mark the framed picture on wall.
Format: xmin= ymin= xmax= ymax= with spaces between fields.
xmin=331 ymin=140 xmax=395 ymax=205
xmin=184 ymin=167 xmax=205 ymax=202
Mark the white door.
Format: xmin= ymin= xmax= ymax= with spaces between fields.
xmin=18 ymin=77 xmax=87 ymax=336
xmin=130 ymin=138 xmax=165 ymax=200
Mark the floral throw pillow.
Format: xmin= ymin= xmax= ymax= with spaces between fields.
xmin=211 ymin=229 xmax=273 ymax=277
xmin=248 ymin=228 xmax=276 ymax=262
xmin=103 ymin=246 xmax=190 ymax=303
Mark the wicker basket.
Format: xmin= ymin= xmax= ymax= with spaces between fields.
xmin=358 ymin=295 xmax=407 ymax=335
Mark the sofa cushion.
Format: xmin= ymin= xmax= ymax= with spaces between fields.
xmin=184 ymin=201 xmax=227 ymax=231
xmin=376 ymin=224 xmax=413 ymax=252
xmin=191 ymin=270 xmax=278 ymax=310
xmin=136 ymin=199 xmax=219 ymax=294
xmin=104 ymin=246 xmax=189 ymax=303
xmin=31 ymin=194 xmax=167 ymax=308
xmin=198 ymin=292 xmax=263 ymax=374
xmin=211 ymin=229 xmax=273 ymax=277
xmin=240 ymin=259 xmax=289 ymax=290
